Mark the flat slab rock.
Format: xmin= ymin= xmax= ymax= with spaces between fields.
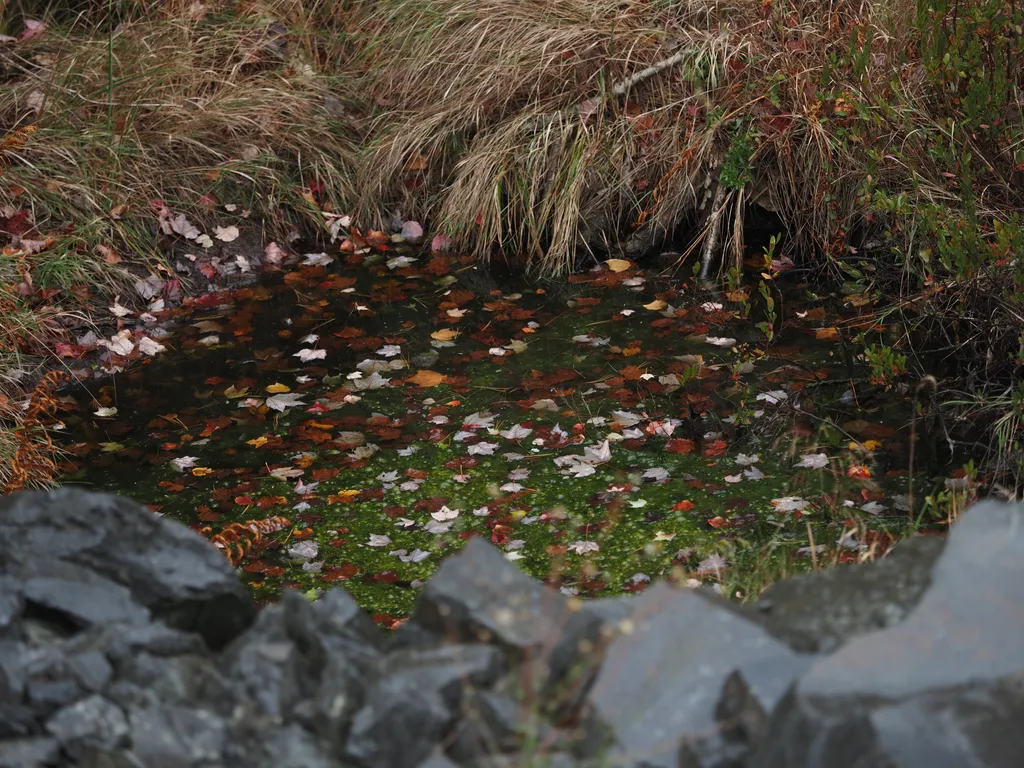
xmin=1 ymin=489 xmax=1023 ymax=768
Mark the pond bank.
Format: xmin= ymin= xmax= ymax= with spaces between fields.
xmin=0 ymin=0 xmax=1020 ymax=593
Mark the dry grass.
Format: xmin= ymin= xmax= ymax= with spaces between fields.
xmin=1 ymin=0 xmax=360 ymax=273
xmin=354 ymin=0 xmax=922 ymax=275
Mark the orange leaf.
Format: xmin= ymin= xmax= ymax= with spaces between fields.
xmin=407 ymin=369 xmax=446 ymax=387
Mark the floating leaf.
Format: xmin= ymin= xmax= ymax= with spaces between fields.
xmin=407 ymin=369 xmax=445 ymax=387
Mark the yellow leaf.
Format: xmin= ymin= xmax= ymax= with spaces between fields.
xmin=430 ymin=329 xmax=461 ymax=342
xmin=604 ymin=258 xmax=633 ymax=273
xmin=327 ymin=490 xmax=361 ymax=504
xmin=407 ymin=369 xmax=446 ymax=387
xmin=265 ymin=383 xmax=291 ymax=393
xmin=191 ymin=467 xmax=214 ymax=476
xmin=223 ymin=385 xmax=250 ymax=398
xmin=247 ymin=435 xmax=270 ymax=448
xmin=815 ymin=327 xmax=841 ymax=340
xmin=643 ymin=299 xmax=667 ymax=311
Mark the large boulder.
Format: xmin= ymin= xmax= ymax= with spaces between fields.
xmin=748 ymin=500 xmax=1024 ymax=766
xmin=0 ymin=488 xmax=255 ymax=649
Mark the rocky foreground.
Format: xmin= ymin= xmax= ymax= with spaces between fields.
xmin=0 ymin=488 xmax=1021 ymax=767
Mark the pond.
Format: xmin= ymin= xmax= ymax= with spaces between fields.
xmin=56 ymin=245 xmax=929 ymax=625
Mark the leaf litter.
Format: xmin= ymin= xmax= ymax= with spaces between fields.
xmin=57 ymin=241 xmax=930 ymax=620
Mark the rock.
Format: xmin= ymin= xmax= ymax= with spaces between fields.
xmin=22 ymin=572 xmax=150 ymax=629
xmin=580 ymin=583 xmax=802 ymax=767
xmin=45 ymin=694 xmax=129 ymax=758
xmin=750 ymin=500 xmax=1024 ymax=766
xmin=221 ymin=589 xmax=378 ymax=750
xmin=0 ymin=736 xmax=60 ymax=768
xmin=345 ymin=644 xmax=504 ymax=768
xmin=127 ymin=705 xmax=227 ymax=767
xmin=410 ymin=537 xmax=571 ymax=655
xmin=542 ymin=596 xmax=634 ymax=718
xmin=1 ymin=488 xmax=1021 ymax=768
xmin=0 ymin=489 xmax=255 ymax=650
xmin=753 ymin=535 xmax=945 ymax=653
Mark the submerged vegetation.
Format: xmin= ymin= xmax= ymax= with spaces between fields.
xmin=0 ymin=0 xmax=1022 ymax=605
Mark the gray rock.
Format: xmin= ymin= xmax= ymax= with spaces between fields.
xmin=22 ymin=574 xmax=150 ymax=629
xmin=581 ymin=583 xmax=801 ymax=767
xmin=128 ymin=705 xmax=226 ymax=767
xmin=0 ymin=736 xmax=60 ymax=768
xmin=543 ymin=596 xmax=635 ymax=718
xmin=410 ymin=538 xmax=571 ymax=655
xmin=0 ymin=489 xmax=255 ymax=650
xmin=753 ymin=535 xmax=944 ymax=653
xmin=45 ymin=694 xmax=129 ymax=756
xmin=221 ymin=589 xmax=377 ymax=747
xmin=346 ymin=644 xmax=504 ymax=768
xmin=0 ymin=577 xmax=23 ymax=636
xmin=751 ymin=500 xmax=1024 ymax=767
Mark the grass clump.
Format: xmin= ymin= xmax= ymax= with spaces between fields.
xmin=353 ymin=0 xmax=1024 ymax=489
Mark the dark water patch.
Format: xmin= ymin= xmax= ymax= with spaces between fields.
xmin=55 ymin=250 xmax=943 ymax=619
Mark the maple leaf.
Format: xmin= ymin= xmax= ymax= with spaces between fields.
xmin=430 ymin=328 xmax=461 ymax=342
xmin=138 ymin=337 xmax=166 ymax=356
xmin=796 ymin=453 xmax=829 ymax=469
xmin=665 ymin=439 xmax=696 ymax=454
xmin=570 ymin=540 xmax=600 ymax=555
xmin=367 ymin=534 xmax=393 ymax=547
xmin=703 ymin=440 xmax=728 ymax=457
xmin=266 ymin=392 xmax=306 ymax=411
xmin=294 ymin=348 xmax=327 ymax=362
xmin=407 ymin=370 xmax=445 ymax=387
xmin=499 ymin=424 xmax=532 ymax=440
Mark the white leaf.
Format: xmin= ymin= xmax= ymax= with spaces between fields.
xmin=171 ymin=213 xmax=200 ymax=240
xmin=705 ymin=336 xmax=737 ymax=347
xmin=569 ymin=541 xmax=600 ymax=555
xmin=294 ymin=348 xmax=327 ymax=362
xmin=109 ymin=298 xmax=132 ymax=317
xmin=367 ymin=534 xmax=392 ymax=547
xmin=94 ymin=407 xmax=118 ymax=418
xmin=287 ymin=541 xmax=319 ymax=561
xmin=214 ymin=225 xmax=240 ymax=242
xmin=795 ymin=453 xmax=829 ymax=469
xmin=138 ymin=337 xmax=166 ymax=356
xmin=302 ymin=252 xmax=333 ymax=266
xmin=266 ymin=393 xmax=306 ymax=412
xmin=431 ymin=506 xmax=460 ymax=522
xmin=170 ymin=456 xmax=198 ymax=471
xmin=499 ymin=424 xmax=532 ymax=440
xmin=467 ymin=441 xmax=498 ymax=456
